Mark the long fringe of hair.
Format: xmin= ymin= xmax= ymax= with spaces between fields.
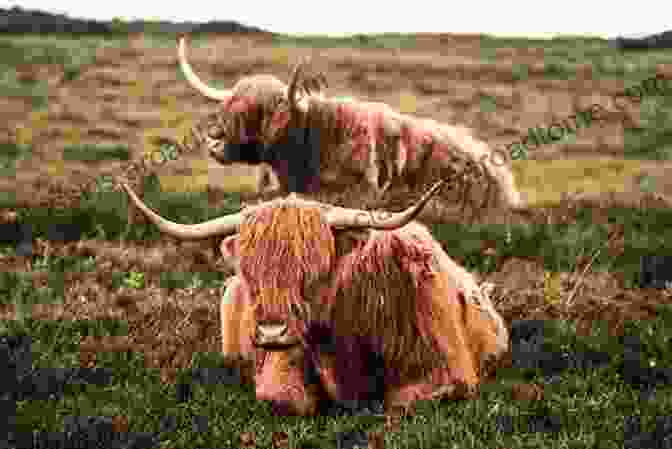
xmin=237 ymin=203 xmax=336 ymax=322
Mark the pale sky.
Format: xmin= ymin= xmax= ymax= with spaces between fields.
xmin=2 ymin=0 xmax=670 ymax=38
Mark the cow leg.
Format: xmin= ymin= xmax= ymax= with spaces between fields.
xmin=255 ymin=349 xmax=321 ymax=416
xmin=384 ymin=366 xmax=479 ymax=413
xmin=462 ymin=301 xmax=508 ymax=376
xmin=220 ymin=276 xmax=255 ymax=361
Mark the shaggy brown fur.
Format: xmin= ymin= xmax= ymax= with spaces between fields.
xmin=188 ymin=90 xmax=517 ymax=223
xmin=195 ymin=72 xmax=326 ymax=149
xmin=237 ymin=204 xmax=335 ymax=324
xmin=211 ymin=94 xmax=288 ymax=147
xmin=233 ymin=200 xmax=500 ymax=386
xmin=330 ymin=227 xmax=454 ymax=382
xmin=176 ymin=37 xmax=522 ymax=222
xmin=297 ymin=98 xmax=509 ymax=221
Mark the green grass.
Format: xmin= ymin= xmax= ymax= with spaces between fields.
xmin=478 ymin=93 xmax=497 ymax=113
xmin=271 ymin=33 xmax=420 ymax=50
xmin=0 ymin=271 xmax=64 ymax=307
xmin=0 ymin=170 xmax=669 ymax=448
xmin=510 ymin=63 xmax=530 ymax=82
xmin=0 ymin=142 xmax=32 ymax=177
xmin=2 ymin=172 xmax=671 ymax=288
xmin=0 ymin=34 xmax=124 ymax=84
xmin=9 ymin=174 xmax=243 ymax=242
xmin=432 ymin=204 xmax=672 ymax=289
xmin=4 ymin=32 xmax=672 ymax=162
xmin=268 ymin=32 xmax=672 ymax=160
xmin=623 ymin=94 xmax=672 ymax=161
xmin=0 ymin=34 xmax=127 ymax=108
xmin=272 ymin=32 xmax=672 ymax=81
xmin=0 ymin=65 xmax=49 ymax=107
xmin=478 ymin=34 xmax=672 ymax=79
xmin=61 ymin=143 xmax=131 ymax=162
xmin=0 ymin=32 xmax=205 ymax=99
xmin=2 ymin=31 xmax=672 ymax=445
xmin=7 ymin=305 xmax=672 ymax=448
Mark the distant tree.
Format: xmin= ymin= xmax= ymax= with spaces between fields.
xmin=110 ymin=17 xmax=128 ymax=34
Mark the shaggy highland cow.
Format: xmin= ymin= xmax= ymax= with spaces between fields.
xmin=121 ymin=180 xmax=509 ymax=416
xmin=176 ymin=35 xmax=524 ymax=223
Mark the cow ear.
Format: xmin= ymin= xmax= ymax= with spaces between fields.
xmin=220 ymin=235 xmax=240 ymax=264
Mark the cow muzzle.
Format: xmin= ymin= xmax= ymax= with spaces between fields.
xmin=253 ymin=321 xmax=302 ymax=350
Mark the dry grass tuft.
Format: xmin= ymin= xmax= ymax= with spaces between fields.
xmin=512 ymin=158 xmax=647 ymax=207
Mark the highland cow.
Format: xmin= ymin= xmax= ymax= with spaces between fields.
xmin=121 ymin=180 xmax=509 ymax=416
xmin=176 ymin=35 xmax=524 ymax=223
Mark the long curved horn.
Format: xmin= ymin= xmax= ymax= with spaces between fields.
xmin=286 ymin=60 xmax=304 ymax=113
xmin=285 ymin=59 xmax=317 ymax=113
xmin=327 ymin=180 xmax=446 ymax=230
xmin=121 ymin=182 xmax=242 ymax=239
xmin=177 ymin=35 xmax=233 ymax=102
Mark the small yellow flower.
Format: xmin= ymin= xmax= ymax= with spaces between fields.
xmin=270 ymin=47 xmax=291 ymax=66
xmin=141 ymin=128 xmax=167 ymax=164
xmin=62 ymin=127 xmax=82 ymax=145
xmin=175 ymin=120 xmax=195 ymax=147
xmin=45 ymin=159 xmax=67 ymax=177
xmin=398 ymin=92 xmax=418 ymax=114
xmin=159 ymin=106 xmax=186 ymax=129
xmin=28 ymin=110 xmax=50 ymax=129
xmin=158 ymin=174 xmax=207 ymax=193
xmin=543 ymin=271 xmax=563 ymax=304
xmin=189 ymin=159 xmax=208 ymax=173
xmin=15 ymin=127 xmax=33 ymax=146
xmin=160 ymin=95 xmax=178 ymax=108
xmin=126 ymin=80 xmax=146 ymax=100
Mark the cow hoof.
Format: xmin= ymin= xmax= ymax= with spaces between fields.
xmin=270 ymin=400 xmax=296 ymax=416
xmin=430 ymin=383 xmax=479 ymax=401
xmin=385 ymin=403 xmax=415 ymax=417
xmin=263 ymin=399 xmax=316 ymax=416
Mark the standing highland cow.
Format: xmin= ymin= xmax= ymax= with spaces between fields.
xmin=121 ymin=180 xmax=509 ymax=416
xmin=176 ymin=35 xmax=524 ymax=223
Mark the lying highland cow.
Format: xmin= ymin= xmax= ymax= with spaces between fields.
xmin=177 ymin=35 xmax=524 ymax=223
xmin=121 ymin=180 xmax=509 ymax=415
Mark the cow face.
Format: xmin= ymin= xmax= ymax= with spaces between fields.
xmin=218 ymin=205 xmax=336 ymax=415
xmin=178 ymin=35 xmax=324 ymax=195
xmin=203 ymin=96 xmax=282 ymax=166
xmin=255 ymin=344 xmax=322 ymax=416
xmin=120 ymin=179 xmax=446 ymax=415
xmin=200 ymin=96 xmax=321 ymax=195
xmin=220 ymin=203 xmax=336 ymax=345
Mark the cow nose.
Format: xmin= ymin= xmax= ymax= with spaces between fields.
xmin=257 ymin=321 xmax=288 ymax=339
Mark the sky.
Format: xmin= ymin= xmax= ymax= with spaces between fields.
xmin=2 ymin=1 xmax=670 ymax=39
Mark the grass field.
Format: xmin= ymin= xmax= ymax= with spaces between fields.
xmin=1 ymin=30 xmax=672 ymax=448
xmin=2 ymin=171 xmax=672 ymax=448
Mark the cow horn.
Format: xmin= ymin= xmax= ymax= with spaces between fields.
xmin=286 ymin=59 xmax=313 ymax=113
xmin=177 ymin=35 xmax=233 ymax=102
xmin=121 ymin=182 xmax=242 ymax=239
xmin=326 ymin=180 xmax=446 ymax=229
xmin=286 ymin=60 xmax=303 ymax=112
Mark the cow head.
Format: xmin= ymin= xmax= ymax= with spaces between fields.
xmin=177 ymin=36 xmax=326 ymax=173
xmin=120 ymin=180 xmax=445 ymax=414
xmin=122 ymin=178 xmax=444 ymax=319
